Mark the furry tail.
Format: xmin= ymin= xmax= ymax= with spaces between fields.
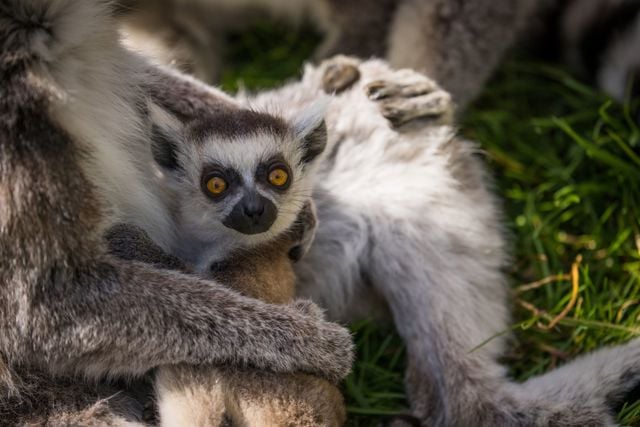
xmin=501 ymin=338 xmax=640 ymax=426
xmin=0 ymin=0 xmax=112 ymax=69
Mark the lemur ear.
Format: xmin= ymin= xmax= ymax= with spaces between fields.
xmin=293 ymin=100 xmax=329 ymax=164
xmin=148 ymin=102 xmax=184 ymax=171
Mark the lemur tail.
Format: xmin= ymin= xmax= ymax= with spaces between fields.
xmin=503 ymin=338 xmax=640 ymax=426
xmin=0 ymin=0 xmax=112 ymax=69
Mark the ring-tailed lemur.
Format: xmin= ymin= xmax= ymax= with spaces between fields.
xmin=0 ymin=1 xmax=354 ymax=425
xmin=241 ymin=56 xmax=640 ymax=425
xmin=117 ymin=0 xmax=640 ymax=109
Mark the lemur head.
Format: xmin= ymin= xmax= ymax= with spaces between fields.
xmin=148 ymin=101 xmax=327 ymax=260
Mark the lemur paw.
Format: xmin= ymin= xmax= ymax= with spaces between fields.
xmin=365 ymin=69 xmax=454 ymax=128
xmin=321 ymin=55 xmax=361 ymax=94
xmin=287 ymin=201 xmax=318 ymax=262
xmin=286 ymin=299 xmax=355 ymax=383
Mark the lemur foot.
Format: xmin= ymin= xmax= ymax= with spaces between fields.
xmin=321 ymin=56 xmax=361 ymax=94
xmin=365 ymin=69 xmax=454 ymax=128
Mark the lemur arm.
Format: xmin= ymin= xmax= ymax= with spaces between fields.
xmin=145 ymin=64 xmax=241 ymax=120
xmin=105 ymin=223 xmax=190 ymax=272
xmin=106 ymin=201 xmax=318 ymax=300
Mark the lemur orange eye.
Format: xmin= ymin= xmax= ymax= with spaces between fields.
xmin=268 ymin=167 xmax=289 ymax=187
xmin=206 ymin=176 xmax=227 ymax=195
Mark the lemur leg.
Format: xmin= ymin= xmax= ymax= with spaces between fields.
xmin=365 ymin=85 xmax=452 ymax=129
xmin=364 ymin=210 xmax=513 ymax=425
xmin=223 ymin=369 xmax=346 ymax=427
xmin=157 ymin=365 xmax=345 ymax=427
xmin=320 ymin=56 xmax=454 ymax=128
xmin=321 ymin=57 xmax=362 ymax=94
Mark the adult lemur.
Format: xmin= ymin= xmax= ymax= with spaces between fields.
xmin=119 ymin=53 xmax=640 ymax=425
xmin=118 ymin=0 xmax=640 ymax=108
xmin=0 ymin=0 xmax=354 ymax=424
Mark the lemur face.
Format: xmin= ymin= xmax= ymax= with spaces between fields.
xmin=148 ymin=102 xmax=327 ymax=247
xmin=199 ymin=154 xmax=292 ymax=235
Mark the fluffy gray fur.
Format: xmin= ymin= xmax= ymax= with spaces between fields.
xmin=240 ymin=56 xmax=640 ymax=425
xmin=0 ymin=1 xmax=353 ymax=424
xmin=118 ymin=0 xmax=640 ymax=109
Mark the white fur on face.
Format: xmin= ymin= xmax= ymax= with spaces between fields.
xmin=169 ymin=131 xmax=317 ymax=269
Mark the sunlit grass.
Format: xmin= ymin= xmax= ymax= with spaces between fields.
xmin=222 ymin=24 xmax=640 ymax=426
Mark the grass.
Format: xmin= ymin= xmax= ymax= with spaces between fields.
xmin=221 ymin=23 xmax=640 ymax=426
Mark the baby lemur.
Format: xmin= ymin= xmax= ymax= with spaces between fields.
xmin=141 ymin=96 xmax=347 ymax=425
xmin=0 ymin=1 xmax=353 ymax=425
xmin=145 ymin=96 xmax=328 ymax=272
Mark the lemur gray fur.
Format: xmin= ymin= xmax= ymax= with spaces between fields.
xmin=239 ymin=56 xmax=640 ymax=426
xmin=117 ymin=0 xmax=640 ymax=109
xmin=0 ymin=1 xmax=354 ymax=425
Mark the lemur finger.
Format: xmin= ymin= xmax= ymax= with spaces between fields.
xmin=322 ymin=56 xmax=361 ymax=94
xmin=366 ymin=74 xmax=438 ymax=100
xmin=379 ymin=90 xmax=453 ymax=128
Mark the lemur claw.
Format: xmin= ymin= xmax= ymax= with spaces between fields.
xmin=321 ymin=56 xmax=361 ymax=94
xmin=365 ymin=69 xmax=454 ymax=128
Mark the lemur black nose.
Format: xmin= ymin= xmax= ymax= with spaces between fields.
xmin=223 ymin=192 xmax=278 ymax=235
xmin=242 ymin=198 xmax=265 ymax=219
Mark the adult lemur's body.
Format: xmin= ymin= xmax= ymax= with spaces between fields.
xmin=0 ymin=0 xmax=353 ymax=424
xmin=241 ymin=57 xmax=640 ymax=425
